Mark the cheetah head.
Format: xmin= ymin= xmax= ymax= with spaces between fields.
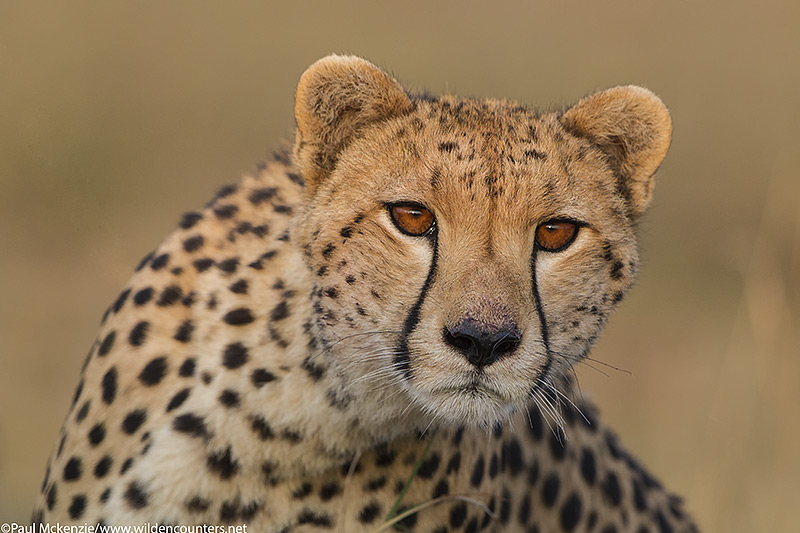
xmin=292 ymin=55 xmax=671 ymax=429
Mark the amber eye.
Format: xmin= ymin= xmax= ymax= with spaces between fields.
xmin=389 ymin=203 xmax=436 ymax=236
xmin=535 ymin=219 xmax=579 ymax=252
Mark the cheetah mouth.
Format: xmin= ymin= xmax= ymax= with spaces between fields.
xmin=436 ymin=380 xmax=507 ymax=402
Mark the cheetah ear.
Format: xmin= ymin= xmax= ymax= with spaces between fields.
xmin=294 ymin=55 xmax=414 ymax=194
xmin=560 ymin=86 xmax=672 ymax=219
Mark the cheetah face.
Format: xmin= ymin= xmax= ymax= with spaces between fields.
xmin=293 ymin=56 xmax=671 ymax=427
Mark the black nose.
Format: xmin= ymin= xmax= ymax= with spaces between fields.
xmin=443 ymin=319 xmax=521 ymax=368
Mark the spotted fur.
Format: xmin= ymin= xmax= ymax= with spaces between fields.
xmin=34 ymin=55 xmax=697 ymax=532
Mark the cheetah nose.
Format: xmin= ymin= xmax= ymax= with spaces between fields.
xmin=443 ymin=319 xmax=521 ymax=368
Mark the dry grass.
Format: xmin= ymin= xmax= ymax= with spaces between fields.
xmin=1 ymin=1 xmax=798 ymax=530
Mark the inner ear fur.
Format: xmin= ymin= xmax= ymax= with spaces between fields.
xmin=560 ymin=86 xmax=672 ymax=219
xmin=294 ymin=55 xmax=414 ymax=194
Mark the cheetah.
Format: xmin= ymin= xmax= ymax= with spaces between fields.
xmin=34 ymin=55 xmax=698 ymax=532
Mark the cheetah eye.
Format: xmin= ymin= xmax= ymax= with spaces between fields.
xmin=388 ymin=203 xmax=436 ymax=237
xmin=535 ymin=219 xmax=579 ymax=252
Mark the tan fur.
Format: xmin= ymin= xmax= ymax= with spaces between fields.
xmin=35 ymin=56 xmax=695 ymax=532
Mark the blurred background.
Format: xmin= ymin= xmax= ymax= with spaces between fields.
xmin=1 ymin=1 xmax=798 ymax=530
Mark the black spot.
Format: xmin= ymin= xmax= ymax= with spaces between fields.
xmin=173 ymin=413 xmax=208 ymax=438
xmin=281 ymin=429 xmax=303 ymax=443
xmin=183 ymin=234 xmax=204 ymax=253
xmin=518 ymin=494 xmax=531 ymax=525
xmin=528 ymin=405 xmax=544 ymax=441
xmin=605 ymin=432 xmax=623 ymax=459
xmin=446 ymin=452 xmax=461 ymax=474
xmin=470 ymin=454 xmax=485 ymax=487
xmin=179 ymin=357 xmax=196 ymax=377
xmin=375 ymin=446 xmax=396 ymax=467
xmin=218 ymin=258 xmax=239 ymax=274
xmin=179 ymin=212 xmax=203 ymax=229
xmin=465 ymin=517 xmax=479 ymax=533
xmin=97 ymin=331 xmax=116 ymax=356
xmin=68 ymin=494 xmax=87 ymax=519
xmin=524 ymin=149 xmax=547 ymax=160
xmin=63 ymin=457 xmax=82 ymax=481
xmin=207 ymin=447 xmax=239 ymax=479
xmin=219 ymin=389 xmax=240 ymax=408
xmin=632 ymin=478 xmax=647 ymax=511
xmin=229 ymin=279 xmax=248 ymax=294
xmin=340 ymin=226 xmax=354 ymax=238
xmin=193 ymin=258 xmax=214 ymax=272
xmin=94 ymin=456 xmax=112 ymax=478
xmin=505 ymin=438 xmax=524 ymax=475
xmin=124 ymin=481 xmax=148 ymax=509
xmin=550 ymin=430 xmax=567 ymax=460
xmin=319 ymin=482 xmax=341 ymax=501
xmin=489 ymin=453 xmax=499 ymax=478
xmin=186 ymin=496 xmax=211 ymax=513
xmin=395 ymin=505 xmax=418 ymax=529
xmin=251 ymin=368 xmax=277 ymax=387
xmin=301 ymin=357 xmax=324 ymax=382
xmin=499 ymin=487 xmax=511 ymax=523
xmin=438 ymin=141 xmax=457 ymax=152
xmin=138 ymin=357 xmax=168 ymax=386
xmin=560 ymin=493 xmax=582 ymax=531
xmin=88 ymin=423 xmax=106 ymax=446
xmin=214 ymin=184 xmax=237 ymax=199
xmin=250 ymin=415 xmax=274 ymax=440
xmin=129 ymin=321 xmax=150 ymax=346
xmin=111 ymin=288 xmax=129 ymax=313
xmin=359 ymin=502 xmax=381 ymax=524
xmin=611 ymin=260 xmax=625 ymax=280
xmin=603 ymin=472 xmax=622 ymax=506
xmin=323 ymin=287 xmax=338 ymax=298
xmin=213 ymin=204 xmax=238 ymax=219
xmin=150 ymin=253 xmax=169 ymax=271
xmin=220 ymin=500 xmax=239 ymax=522
xmin=271 ymin=300 xmax=290 ymax=321
xmin=273 ymin=204 xmax=292 ymax=214
xmin=174 ymin=320 xmax=194 ymax=343
xmin=133 ymin=287 xmax=154 ymax=305
xmin=223 ymin=308 xmax=254 ymax=326
xmin=222 ymin=342 xmax=248 ymax=368
xmin=100 ymin=488 xmax=111 ymax=503
xmin=156 ymin=285 xmax=183 ymax=307
xmin=166 ymin=388 xmax=191 ymax=412
xmin=581 ymin=448 xmax=597 ymax=485
xmin=655 ymin=510 xmax=673 ymax=533
xmin=542 ymin=473 xmax=560 ymax=507
xmin=102 ymin=367 xmax=117 ymax=405
xmin=248 ymin=187 xmax=277 ymax=205
xmin=75 ymin=400 xmax=90 ymax=422
xmin=292 ymin=482 xmax=313 ymax=499
xmin=45 ymin=484 xmax=58 ymax=510
xmin=321 ymin=243 xmax=336 ymax=258
xmin=432 ymin=479 xmax=449 ymax=498
xmin=528 ymin=458 xmax=540 ymax=486
xmin=450 ymin=502 xmax=467 ymax=528
xmin=120 ymin=457 xmax=134 ymax=474
xmin=418 ymin=452 xmax=440 ymax=479
xmin=122 ymin=409 xmax=147 ymax=434
xmin=297 ymin=509 xmax=333 ymax=527
xmin=135 ymin=251 xmax=154 ymax=271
